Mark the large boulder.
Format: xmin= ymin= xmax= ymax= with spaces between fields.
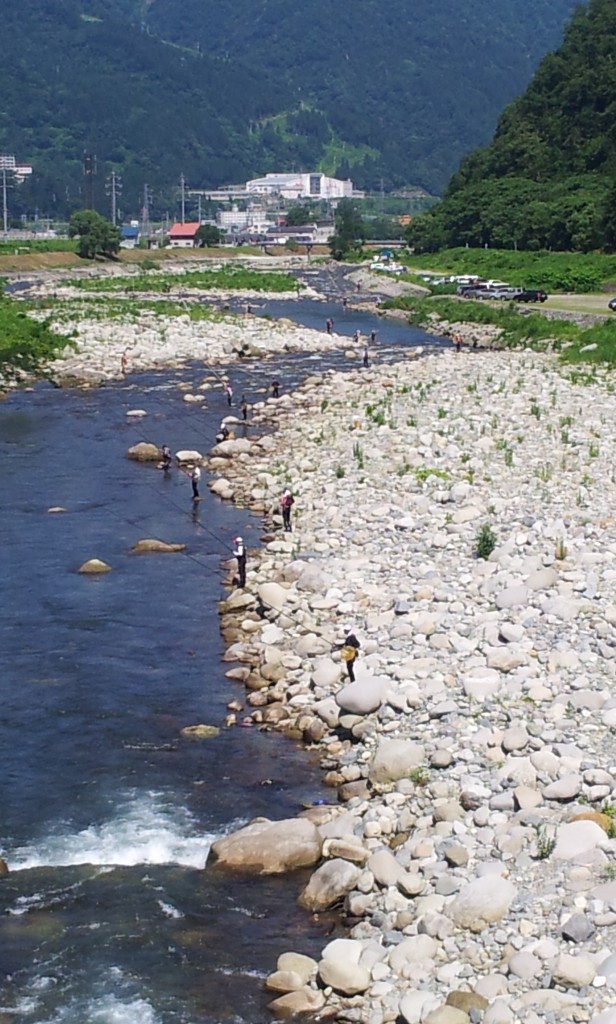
xmin=368 ymin=738 xmax=426 ymax=786
xmin=335 ymin=675 xmax=390 ymax=715
xmin=126 ymin=442 xmax=161 ymax=462
xmin=131 ymin=539 xmax=186 ymax=554
xmin=211 ymin=438 xmax=253 ymax=458
xmin=78 ymin=559 xmax=111 ymax=574
xmin=296 ymin=563 xmax=330 ymax=593
xmin=298 ymin=858 xmax=361 ymax=911
xmin=317 ymin=939 xmax=370 ymax=996
xmin=258 ymin=581 xmax=289 ymax=613
xmin=448 ymin=875 xmax=517 ymax=932
xmin=208 ymin=817 xmax=322 ymax=874
xmin=553 ymin=820 xmax=608 ymax=860
xmin=175 ymin=449 xmax=203 ymax=463
xmin=267 ymin=988 xmax=325 ymax=1017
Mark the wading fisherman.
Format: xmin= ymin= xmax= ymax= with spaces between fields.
xmin=161 ymin=444 xmax=172 ymax=471
xmin=271 ymin=379 xmax=280 ymax=399
xmin=233 ymin=536 xmax=246 ymax=588
xmin=190 ymin=464 xmax=201 ymax=501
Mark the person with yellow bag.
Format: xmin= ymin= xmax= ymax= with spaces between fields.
xmin=336 ymin=628 xmax=361 ymax=683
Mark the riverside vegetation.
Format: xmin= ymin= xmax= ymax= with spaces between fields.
xmin=409 ymin=0 xmax=616 ymax=252
xmin=401 ymin=248 xmax=616 ymax=294
xmin=383 ymin=296 xmax=616 ymax=367
xmin=0 ymin=263 xmax=300 ymax=384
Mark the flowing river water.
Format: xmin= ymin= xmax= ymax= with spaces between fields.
xmin=0 ymin=288 xmax=448 ymax=1024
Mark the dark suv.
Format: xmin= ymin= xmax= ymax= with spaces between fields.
xmin=516 ymin=289 xmax=548 ymax=303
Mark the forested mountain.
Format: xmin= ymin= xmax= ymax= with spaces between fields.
xmin=409 ymin=0 xmax=616 ymax=252
xmin=143 ymin=0 xmax=577 ymax=194
xmin=2 ymin=0 xmax=577 ymax=218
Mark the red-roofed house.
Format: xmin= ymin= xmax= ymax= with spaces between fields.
xmin=168 ymin=222 xmax=201 ymax=248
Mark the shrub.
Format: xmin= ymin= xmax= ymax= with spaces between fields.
xmin=475 ymin=523 xmax=497 ymax=559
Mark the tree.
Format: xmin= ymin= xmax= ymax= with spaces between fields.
xmin=328 ymin=199 xmax=365 ymax=260
xmin=69 ymin=210 xmax=120 ymax=259
xmin=195 ymin=223 xmax=222 ymax=246
xmin=285 ymin=203 xmax=314 ymax=226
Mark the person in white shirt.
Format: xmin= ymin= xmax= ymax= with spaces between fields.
xmin=190 ymin=465 xmax=201 ymax=501
xmin=233 ymin=536 xmax=246 ymax=587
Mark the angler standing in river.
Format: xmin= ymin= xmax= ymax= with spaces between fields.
xmin=233 ymin=536 xmax=247 ymax=588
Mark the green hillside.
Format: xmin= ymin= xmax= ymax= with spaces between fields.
xmin=1 ymin=0 xmax=577 ymax=218
xmin=144 ymin=0 xmax=577 ymax=193
xmin=409 ymin=0 xmax=616 ymax=252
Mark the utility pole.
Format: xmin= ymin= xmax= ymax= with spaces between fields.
xmin=83 ymin=152 xmax=97 ymax=210
xmin=197 ymin=193 xmax=202 ymax=223
xmin=105 ymin=170 xmax=122 ymax=225
xmin=141 ymin=183 xmax=153 ymax=239
xmin=179 ymin=173 xmax=186 ymax=223
xmin=1 ymin=168 xmax=8 ymax=234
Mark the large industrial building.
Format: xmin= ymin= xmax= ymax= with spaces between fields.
xmin=245 ymin=172 xmax=353 ymax=200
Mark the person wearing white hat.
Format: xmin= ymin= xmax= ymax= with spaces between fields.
xmin=334 ymin=627 xmax=361 ymax=682
xmin=233 ymin=536 xmax=246 ymax=588
xmin=190 ymin=464 xmax=201 ymax=501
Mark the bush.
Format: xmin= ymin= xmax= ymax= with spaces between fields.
xmin=475 ymin=523 xmax=497 ymax=560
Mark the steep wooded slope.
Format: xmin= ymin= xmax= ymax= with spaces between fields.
xmin=409 ymin=0 xmax=616 ymax=251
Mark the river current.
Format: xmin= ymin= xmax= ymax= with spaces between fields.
xmin=0 ymin=292 xmax=447 ymax=1024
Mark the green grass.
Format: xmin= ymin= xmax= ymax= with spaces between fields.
xmin=0 ymin=297 xmax=68 ymax=382
xmin=33 ymin=296 xmax=222 ymax=323
xmin=64 ymin=266 xmax=299 ymax=294
xmin=401 ymin=247 xmax=616 ymax=293
xmin=0 ymin=238 xmax=76 ymax=256
xmin=385 ymin=294 xmax=616 ymax=367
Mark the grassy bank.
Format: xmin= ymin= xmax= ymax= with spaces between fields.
xmin=0 ymin=296 xmax=68 ymax=383
xmin=32 ymin=296 xmax=223 ymax=324
xmin=402 ymin=247 xmax=616 ymax=293
xmin=64 ymin=266 xmax=300 ymax=294
xmin=385 ymin=295 xmax=616 ymax=366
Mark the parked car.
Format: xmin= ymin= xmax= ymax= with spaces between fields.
xmin=458 ymin=284 xmax=489 ymax=298
xmin=608 ymin=297 xmax=616 ymax=311
xmin=515 ymin=289 xmax=548 ymax=302
xmin=492 ymin=287 xmax=524 ymax=300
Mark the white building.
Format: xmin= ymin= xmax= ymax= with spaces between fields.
xmin=245 ymin=172 xmax=353 ymax=200
xmin=216 ymin=204 xmax=273 ymax=234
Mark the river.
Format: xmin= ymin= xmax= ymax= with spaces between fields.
xmin=0 ymin=291 xmax=446 ymax=1024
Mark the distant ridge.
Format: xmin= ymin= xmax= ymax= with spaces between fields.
xmin=1 ymin=0 xmax=577 ymax=216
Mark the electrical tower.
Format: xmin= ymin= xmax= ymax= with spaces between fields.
xmin=83 ymin=152 xmax=97 ymax=210
xmin=105 ymin=170 xmax=122 ymax=225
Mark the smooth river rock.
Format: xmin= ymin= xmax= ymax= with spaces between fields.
xmin=208 ymin=817 xmax=322 ymax=875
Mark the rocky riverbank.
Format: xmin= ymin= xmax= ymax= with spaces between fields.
xmin=205 ymin=347 xmax=616 ymax=1024
xmin=41 ymin=307 xmax=345 ymax=386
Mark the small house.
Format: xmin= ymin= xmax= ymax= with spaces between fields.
xmin=120 ymin=225 xmax=140 ymax=249
xmin=168 ymin=222 xmax=201 ymax=248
